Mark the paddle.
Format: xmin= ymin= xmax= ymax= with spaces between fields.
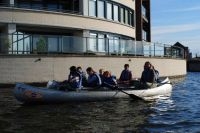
xmin=103 ymin=82 xmax=144 ymax=100
xmin=117 ymin=87 xmax=144 ymax=100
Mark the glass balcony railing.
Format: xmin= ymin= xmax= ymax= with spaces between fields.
xmin=0 ymin=2 xmax=82 ymax=15
xmin=0 ymin=33 xmax=185 ymax=59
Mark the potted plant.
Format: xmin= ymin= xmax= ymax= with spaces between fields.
xmin=36 ymin=36 xmax=47 ymax=54
xmin=1 ymin=38 xmax=11 ymax=54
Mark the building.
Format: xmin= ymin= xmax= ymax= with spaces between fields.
xmin=164 ymin=42 xmax=191 ymax=59
xmin=0 ymin=0 xmax=151 ymax=55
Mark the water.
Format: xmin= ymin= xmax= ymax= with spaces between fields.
xmin=0 ymin=72 xmax=200 ymax=133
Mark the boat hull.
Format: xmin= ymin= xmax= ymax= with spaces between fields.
xmin=13 ymin=78 xmax=172 ymax=104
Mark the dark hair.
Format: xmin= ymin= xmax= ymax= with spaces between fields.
xmin=144 ymin=61 xmax=151 ymax=66
xmin=70 ymin=66 xmax=77 ymax=72
xmin=77 ymin=66 xmax=82 ymax=70
xmin=124 ymin=64 xmax=129 ymax=68
xmin=86 ymin=67 xmax=93 ymax=72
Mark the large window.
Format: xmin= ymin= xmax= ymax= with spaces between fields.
xmin=48 ymin=36 xmax=59 ymax=52
xmin=142 ymin=5 xmax=147 ymax=18
xmin=120 ymin=7 xmax=124 ymax=23
xmin=97 ymin=0 xmax=105 ymax=18
xmin=98 ymin=34 xmax=105 ymax=52
xmin=88 ymin=0 xmax=134 ymax=27
xmin=12 ymin=32 xmax=31 ymax=54
xmin=89 ymin=0 xmax=97 ymax=17
xmin=89 ymin=33 xmax=97 ymax=51
xmin=142 ymin=30 xmax=147 ymax=41
xmin=113 ymin=5 xmax=119 ymax=21
xmin=129 ymin=11 xmax=133 ymax=26
xmin=15 ymin=0 xmax=80 ymax=14
xmin=106 ymin=3 xmax=112 ymax=20
xmin=9 ymin=32 xmax=135 ymax=55
xmin=125 ymin=9 xmax=128 ymax=24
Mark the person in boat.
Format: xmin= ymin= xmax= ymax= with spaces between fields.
xmin=77 ymin=66 xmax=87 ymax=87
xmin=140 ymin=61 xmax=157 ymax=88
xmin=66 ymin=66 xmax=82 ymax=91
xmin=118 ymin=64 xmax=132 ymax=85
xmin=99 ymin=68 xmax=104 ymax=81
xmin=49 ymin=66 xmax=82 ymax=91
xmin=86 ymin=67 xmax=102 ymax=88
xmin=102 ymin=71 xmax=117 ymax=88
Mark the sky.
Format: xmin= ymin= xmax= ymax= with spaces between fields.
xmin=151 ymin=0 xmax=200 ymax=56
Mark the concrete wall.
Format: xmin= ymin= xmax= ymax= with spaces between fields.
xmin=0 ymin=56 xmax=186 ymax=84
xmin=0 ymin=8 xmax=135 ymax=38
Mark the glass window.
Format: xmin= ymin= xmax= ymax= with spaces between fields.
xmin=113 ymin=37 xmax=119 ymax=53
xmin=129 ymin=11 xmax=133 ymax=26
xmin=108 ymin=35 xmax=114 ymax=53
xmin=142 ymin=5 xmax=146 ymax=17
xmin=113 ymin=5 xmax=119 ymax=21
xmin=89 ymin=33 xmax=97 ymax=51
xmin=48 ymin=37 xmax=59 ymax=52
xmin=97 ymin=0 xmax=104 ymax=18
xmin=73 ymin=0 xmax=79 ymax=12
xmin=106 ymin=3 xmax=112 ymax=20
xmin=125 ymin=9 xmax=128 ymax=24
xmin=59 ymin=1 xmax=71 ymax=11
xmin=89 ymin=0 xmax=97 ymax=17
xmin=24 ymin=36 xmax=30 ymax=54
xmin=47 ymin=3 xmax=58 ymax=11
xmin=120 ymin=8 xmax=124 ymax=23
xmin=17 ymin=1 xmax=30 ymax=8
xmin=32 ymin=3 xmax=42 ymax=10
xmin=142 ymin=30 xmax=147 ymax=40
xmin=98 ymin=34 xmax=105 ymax=52
xmin=62 ymin=36 xmax=72 ymax=53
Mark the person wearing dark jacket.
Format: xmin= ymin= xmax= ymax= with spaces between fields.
xmin=140 ymin=61 xmax=156 ymax=88
xmin=119 ymin=64 xmax=132 ymax=84
xmin=86 ymin=67 xmax=102 ymax=87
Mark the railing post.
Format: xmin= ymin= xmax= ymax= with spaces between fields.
xmin=154 ymin=42 xmax=155 ymax=57
xmin=134 ymin=40 xmax=136 ymax=56
xmin=107 ymin=38 xmax=110 ymax=55
xmin=149 ymin=42 xmax=151 ymax=57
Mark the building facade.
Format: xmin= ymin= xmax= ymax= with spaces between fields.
xmin=0 ymin=0 xmax=150 ymax=55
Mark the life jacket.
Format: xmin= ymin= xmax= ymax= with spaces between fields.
xmin=120 ymin=70 xmax=132 ymax=81
xmin=88 ymin=73 xmax=102 ymax=87
xmin=141 ymin=69 xmax=155 ymax=83
xmin=68 ymin=72 xmax=82 ymax=89
xmin=103 ymin=76 xmax=117 ymax=86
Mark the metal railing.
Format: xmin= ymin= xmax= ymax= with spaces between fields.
xmin=0 ymin=33 xmax=186 ymax=59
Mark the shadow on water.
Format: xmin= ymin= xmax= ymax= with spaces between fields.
xmin=0 ymin=87 xmax=155 ymax=133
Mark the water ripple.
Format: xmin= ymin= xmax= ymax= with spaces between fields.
xmin=1 ymin=73 xmax=200 ymax=132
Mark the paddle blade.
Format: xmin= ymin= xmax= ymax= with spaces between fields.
xmin=129 ymin=94 xmax=144 ymax=100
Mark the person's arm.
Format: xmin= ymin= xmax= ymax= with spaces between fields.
xmin=129 ymin=71 xmax=132 ymax=81
xmin=140 ymin=71 xmax=145 ymax=83
xmin=88 ymin=75 xmax=98 ymax=84
xmin=150 ymin=70 xmax=155 ymax=83
xmin=119 ymin=70 xmax=124 ymax=81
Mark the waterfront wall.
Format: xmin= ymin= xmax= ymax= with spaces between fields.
xmin=0 ymin=56 xmax=186 ymax=84
xmin=187 ymin=59 xmax=200 ymax=72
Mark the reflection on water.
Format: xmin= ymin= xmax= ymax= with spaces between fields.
xmin=0 ymin=88 xmax=151 ymax=133
xmin=1 ymin=73 xmax=200 ymax=132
